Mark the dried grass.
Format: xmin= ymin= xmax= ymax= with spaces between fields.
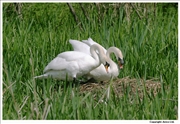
xmin=79 ymin=76 xmax=161 ymax=99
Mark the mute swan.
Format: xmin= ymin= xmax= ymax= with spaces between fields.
xmin=34 ymin=44 xmax=111 ymax=82
xmin=69 ymin=38 xmax=124 ymax=81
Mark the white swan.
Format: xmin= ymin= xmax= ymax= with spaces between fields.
xmin=69 ymin=38 xmax=124 ymax=81
xmin=34 ymin=44 xmax=111 ymax=82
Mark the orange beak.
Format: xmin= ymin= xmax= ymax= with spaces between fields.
xmin=104 ymin=65 xmax=109 ymax=73
xmin=119 ymin=62 xmax=123 ymax=69
xmin=118 ymin=60 xmax=124 ymax=69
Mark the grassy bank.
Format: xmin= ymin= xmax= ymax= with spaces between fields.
xmin=2 ymin=3 xmax=178 ymax=119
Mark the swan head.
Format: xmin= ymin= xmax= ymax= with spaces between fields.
xmin=117 ymin=50 xmax=124 ymax=69
xmin=104 ymin=61 xmax=110 ymax=73
xmin=118 ymin=57 xmax=124 ymax=69
xmin=99 ymin=51 xmax=111 ymax=73
xmin=106 ymin=47 xmax=124 ymax=69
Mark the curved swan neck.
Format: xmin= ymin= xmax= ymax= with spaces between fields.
xmin=90 ymin=44 xmax=106 ymax=64
xmin=106 ymin=47 xmax=124 ymax=69
xmin=106 ymin=47 xmax=123 ymax=60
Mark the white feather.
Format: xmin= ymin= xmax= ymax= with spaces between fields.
xmin=34 ymin=44 xmax=110 ymax=81
xmin=69 ymin=37 xmax=124 ymax=81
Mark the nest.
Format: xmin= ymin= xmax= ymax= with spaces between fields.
xmin=79 ymin=76 xmax=161 ymax=99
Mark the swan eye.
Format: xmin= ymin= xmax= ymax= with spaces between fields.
xmin=118 ymin=57 xmax=124 ymax=69
xmin=104 ymin=62 xmax=110 ymax=73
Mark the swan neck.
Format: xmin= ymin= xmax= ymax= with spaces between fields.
xmin=90 ymin=44 xmax=106 ymax=65
xmin=106 ymin=47 xmax=123 ymax=60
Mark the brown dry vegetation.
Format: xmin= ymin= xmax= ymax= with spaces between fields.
xmin=79 ymin=77 xmax=161 ymax=101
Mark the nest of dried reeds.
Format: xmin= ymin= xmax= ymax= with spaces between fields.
xmin=79 ymin=76 xmax=161 ymax=99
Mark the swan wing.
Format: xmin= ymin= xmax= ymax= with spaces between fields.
xmin=57 ymin=51 xmax=91 ymax=61
xmin=82 ymin=38 xmax=107 ymax=53
xmin=82 ymin=37 xmax=97 ymax=46
xmin=44 ymin=51 xmax=90 ymax=73
xmin=69 ymin=39 xmax=91 ymax=55
xmin=43 ymin=56 xmax=68 ymax=73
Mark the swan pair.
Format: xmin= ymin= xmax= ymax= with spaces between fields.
xmin=70 ymin=38 xmax=124 ymax=81
xmin=34 ymin=38 xmax=124 ymax=82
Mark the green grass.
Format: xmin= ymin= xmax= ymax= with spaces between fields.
xmin=2 ymin=3 xmax=178 ymax=120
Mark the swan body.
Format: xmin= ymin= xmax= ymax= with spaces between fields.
xmin=69 ymin=38 xmax=124 ymax=81
xmin=34 ymin=44 xmax=110 ymax=81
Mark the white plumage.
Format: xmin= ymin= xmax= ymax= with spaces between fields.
xmin=69 ymin=38 xmax=124 ymax=81
xmin=34 ymin=43 xmax=111 ymax=81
